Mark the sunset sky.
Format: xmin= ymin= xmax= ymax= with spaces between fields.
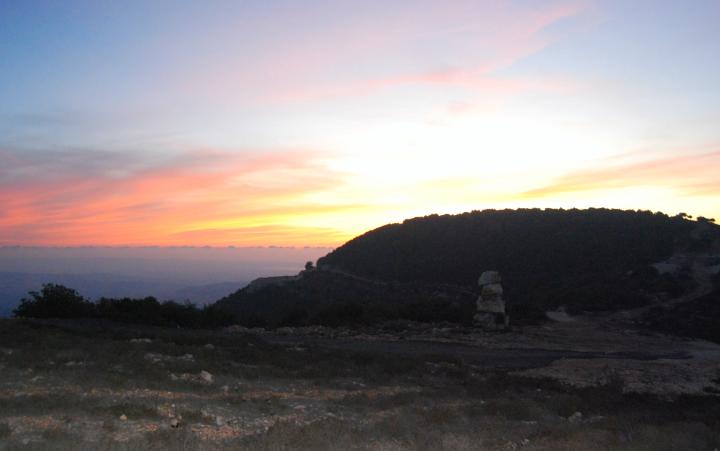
xmin=1 ymin=0 xmax=719 ymax=247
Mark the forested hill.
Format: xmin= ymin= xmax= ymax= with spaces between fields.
xmin=218 ymin=209 xmax=720 ymax=325
xmin=319 ymin=209 xmax=716 ymax=284
xmin=316 ymin=209 xmax=719 ymax=314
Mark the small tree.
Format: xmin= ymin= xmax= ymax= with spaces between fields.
xmin=304 ymin=261 xmax=315 ymax=271
xmin=13 ymin=283 xmax=94 ymax=318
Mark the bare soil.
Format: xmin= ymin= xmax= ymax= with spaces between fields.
xmin=0 ymin=317 xmax=718 ymax=450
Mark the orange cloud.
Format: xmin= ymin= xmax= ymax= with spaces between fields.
xmin=523 ymin=149 xmax=720 ymax=198
xmin=0 ymin=148 xmax=354 ymax=246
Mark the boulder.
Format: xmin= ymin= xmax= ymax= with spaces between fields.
xmin=200 ymin=370 xmax=214 ymax=384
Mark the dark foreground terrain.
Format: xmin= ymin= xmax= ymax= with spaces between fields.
xmin=0 ymin=317 xmax=719 ymax=450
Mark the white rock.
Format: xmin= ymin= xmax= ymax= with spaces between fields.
xmin=200 ymin=370 xmax=214 ymax=384
xmin=144 ymin=353 xmax=164 ymax=363
xmin=568 ymin=411 xmax=583 ymax=423
xmin=119 ymin=414 xmax=128 ymax=421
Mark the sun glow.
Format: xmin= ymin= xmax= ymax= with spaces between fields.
xmin=1 ymin=1 xmax=719 ymax=246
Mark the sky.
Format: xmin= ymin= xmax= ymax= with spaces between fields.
xmin=1 ymin=0 xmax=719 ymax=247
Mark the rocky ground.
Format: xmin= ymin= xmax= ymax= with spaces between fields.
xmin=0 ymin=317 xmax=719 ymax=450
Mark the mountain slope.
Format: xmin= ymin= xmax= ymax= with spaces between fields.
xmin=219 ymin=209 xmax=720 ymax=325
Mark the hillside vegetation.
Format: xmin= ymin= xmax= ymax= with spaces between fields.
xmin=220 ymin=209 xmax=720 ymax=325
xmin=13 ymin=283 xmax=233 ymax=329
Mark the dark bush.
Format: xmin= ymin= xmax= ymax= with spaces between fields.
xmin=14 ymin=284 xmax=234 ymax=329
xmin=312 ymin=302 xmax=366 ymax=327
xmin=13 ymin=284 xmax=94 ymax=319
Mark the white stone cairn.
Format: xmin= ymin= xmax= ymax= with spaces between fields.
xmin=473 ymin=270 xmax=509 ymax=331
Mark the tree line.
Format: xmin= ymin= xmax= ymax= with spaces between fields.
xmin=13 ymin=283 xmax=233 ymax=328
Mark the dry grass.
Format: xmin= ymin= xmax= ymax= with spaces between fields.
xmin=0 ymin=318 xmax=719 ymax=450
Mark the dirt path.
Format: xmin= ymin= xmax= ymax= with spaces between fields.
xmin=263 ymin=333 xmax=690 ymax=370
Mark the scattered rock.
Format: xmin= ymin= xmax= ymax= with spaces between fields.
xmin=119 ymin=414 xmax=127 ymax=421
xmin=145 ymin=353 xmax=165 ymax=364
xmin=204 ymin=344 xmax=215 ymax=350
xmin=545 ymin=309 xmax=576 ymax=322
xmin=200 ymin=370 xmax=214 ymax=384
xmin=145 ymin=353 xmax=194 ymax=364
xmin=224 ymin=325 xmax=267 ymax=334
xmin=568 ymin=411 xmax=583 ymax=423
xmin=171 ymin=371 xmax=214 ymax=385
xmin=169 ymin=418 xmax=180 ymax=428
xmin=129 ymin=338 xmax=152 ymax=344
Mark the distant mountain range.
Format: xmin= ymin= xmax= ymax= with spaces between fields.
xmin=0 ymin=245 xmax=330 ymax=317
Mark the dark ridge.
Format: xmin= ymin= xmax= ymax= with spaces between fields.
xmin=217 ymin=208 xmax=720 ymax=326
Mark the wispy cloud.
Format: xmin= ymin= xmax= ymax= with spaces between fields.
xmin=523 ymin=149 xmax=720 ymax=198
xmin=201 ymin=0 xmax=593 ymax=105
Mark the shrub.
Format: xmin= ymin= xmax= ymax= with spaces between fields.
xmin=13 ymin=283 xmax=94 ymax=319
xmin=14 ymin=283 xmax=234 ymax=329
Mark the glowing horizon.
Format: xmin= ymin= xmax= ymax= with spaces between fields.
xmin=1 ymin=1 xmax=719 ymax=247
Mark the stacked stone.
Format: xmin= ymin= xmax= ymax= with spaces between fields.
xmin=473 ymin=270 xmax=509 ymax=331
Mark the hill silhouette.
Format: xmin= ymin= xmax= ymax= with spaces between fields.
xmin=218 ymin=208 xmax=720 ymax=326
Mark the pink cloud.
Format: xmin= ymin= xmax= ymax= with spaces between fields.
xmin=194 ymin=0 xmax=593 ymax=105
xmin=0 ymin=148 xmax=353 ymax=246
